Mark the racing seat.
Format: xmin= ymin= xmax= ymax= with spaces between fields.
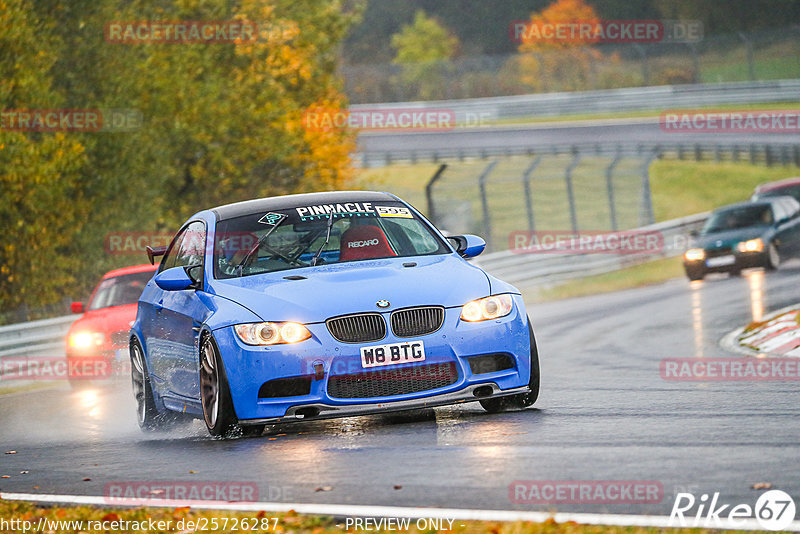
xmin=339 ymin=225 xmax=397 ymax=261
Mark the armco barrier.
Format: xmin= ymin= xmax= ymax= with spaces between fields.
xmin=473 ymin=212 xmax=709 ymax=288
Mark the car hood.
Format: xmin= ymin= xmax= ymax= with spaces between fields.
xmin=209 ymin=255 xmax=491 ymax=323
xmin=695 ymin=227 xmax=768 ymax=250
xmin=67 ymin=303 xmax=139 ymax=337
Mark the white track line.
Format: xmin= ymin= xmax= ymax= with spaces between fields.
xmin=2 ymin=492 xmax=799 ymax=531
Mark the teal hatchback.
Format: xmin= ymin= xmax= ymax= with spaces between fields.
xmin=683 ymin=196 xmax=800 ymax=280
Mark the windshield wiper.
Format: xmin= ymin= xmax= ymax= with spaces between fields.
xmin=235 ymin=217 xmax=288 ymax=275
xmin=311 ymin=211 xmax=334 ymax=266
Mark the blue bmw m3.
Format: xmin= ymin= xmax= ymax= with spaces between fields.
xmin=130 ymin=191 xmax=539 ymax=436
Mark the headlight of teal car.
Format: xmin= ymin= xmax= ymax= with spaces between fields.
xmin=234 ymin=322 xmax=311 ymax=345
xmin=460 ymin=294 xmax=514 ymax=322
xmin=736 ymin=238 xmax=764 ymax=253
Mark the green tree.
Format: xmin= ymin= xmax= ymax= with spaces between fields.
xmin=391 ymin=10 xmax=459 ymax=100
xmin=1 ymin=0 xmax=359 ymax=320
xmin=0 ymin=0 xmax=91 ymax=319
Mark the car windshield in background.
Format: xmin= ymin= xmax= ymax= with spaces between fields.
xmin=703 ymin=205 xmax=774 ymax=233
xmin=214 ymin=201 xmax=449 ymax=279
xmin=756 ymin=186 xmax=800 ymax=202
xmin=87 ymin=271 xmax=153 ymax=310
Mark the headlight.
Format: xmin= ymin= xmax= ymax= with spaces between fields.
xmin=736 ymin=238 xmax=764 ymax=253
xmin=460 ymin=294 xmax=514 ymax=322
xmin=234 ymin=322 xmax=311 ymax=345
xmin=68 ymin=331 xmax=105 ymax=349
xmin=684 ymin=248 xmax=706 ymax=262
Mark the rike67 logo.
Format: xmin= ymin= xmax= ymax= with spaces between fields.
xmin=670 ymin=490 xmax=796 ymax=530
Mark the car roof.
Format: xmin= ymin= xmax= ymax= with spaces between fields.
xmin=102 ymin=263 xmax=158 ymax=279
xmin=211 ymin=191 xmax=399 ymax=220
xmin=755 ymin=176 xmax=800 ymax=193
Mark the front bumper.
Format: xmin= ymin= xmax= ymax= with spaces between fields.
xmin=683 ymin=250 xmax=768 ymax=274
xmin=213 ymin=295 xmax=531 ymax=421
xmin=240 ymin=383 xmax=530 ymax=425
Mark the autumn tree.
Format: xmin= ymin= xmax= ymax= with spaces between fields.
xmin=1 ymin=0 xmax=359 ymax=320
xmin=0 ymin=0 xmax=93 ymax=318
xmin=515 ymin=0 xmax=608 ymax=92
xmin=390 ymin=10 xmax=459 ymax=100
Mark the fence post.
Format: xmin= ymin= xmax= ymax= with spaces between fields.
xmin=639 ymin=151 xmax=658 ymax=227
xmin=478 ymin=160 xmax=499 ymax=251
xmin=564 ymin=153 xmax=582 ymax=232
xmin=688 ymin=43 xmax=700 ymax=83
xmin=633 ymin=44 xmax=649 ymax=85
xmin=424 ymin=164 xmax=448 ymax=225
xmin=605 ymin=150 xmax=623 ymax=231
xmin=534 ymin=53 xmax=548 ymax=92
xmin=522 ymin=155 xmax=542 ymax=232
xmin=738 ymin=32 xmax=756 ymax=81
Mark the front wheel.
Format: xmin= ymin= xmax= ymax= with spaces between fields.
xmin=480 ymin=320 xmax=540 ymax=413
xmin=765 ymin=242 xmax=780 ymax=271
xmin=200 ymin=334 xmax=238 ymax=437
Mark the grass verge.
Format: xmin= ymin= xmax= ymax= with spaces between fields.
xmin=0 ymin=500 xmax=764 ymax=534
xmin=0 ymin=382 xmax=59 ymax=396
xmin=527 ymin=257 xmax=684 ymax=302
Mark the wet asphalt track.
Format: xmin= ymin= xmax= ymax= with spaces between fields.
xmin=1 ymin=264 xmax=799 ymax=516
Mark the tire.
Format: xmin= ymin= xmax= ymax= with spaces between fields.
xmin=200 ymin=334 xmax=238 ymax=437
xmin=131 ymin=340 xmax=169 ymax=431
xmin=765 ymin=242 xmax=780 ymax=271
xmin=480 ymin=320 xmax=540 ymax=413
xmin=131 ymin=340 xmax=191 ymax=431
xmin=685 ymin=266 xmax=705 ymax=281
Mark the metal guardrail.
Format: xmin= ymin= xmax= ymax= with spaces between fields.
xmin=359 ymin=140 xmax=800 ymax=167
xmin=473 ymin=212 xmax=709 ymax=289
xmin=0 ymin=314 xmax=75 ymax=361
xmin=352 ymin=79 xmax=800 ymax=122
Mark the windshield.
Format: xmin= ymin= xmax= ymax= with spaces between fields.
xmin=214 ymin=201 xmax=449 ymax=279
xmin=755 ymin=186 xmax=800 ymax=202
xmin=87 ymin=271 xmax=154 ymax=310
xmin=703 ymin=205 xmax=774 ymax=233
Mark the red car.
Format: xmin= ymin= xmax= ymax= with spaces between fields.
xmin=752 ymin=176 xmax=800 ymax=203
xmin=66 ymin=264 xmax=157 ymax=386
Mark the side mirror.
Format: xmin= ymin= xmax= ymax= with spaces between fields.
xmin=448 ymin=234 xmax=486 ymax=258
xmin=154 ymin=266 xmax=196 ymax=291
xmin=70 ymin=302 xmax=84 ymax=314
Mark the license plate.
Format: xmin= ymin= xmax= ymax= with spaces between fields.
xmin=360 ymin=341 xmax=425 ymax=368
xmin=706 ymin=255 xmax=735 ymax=267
